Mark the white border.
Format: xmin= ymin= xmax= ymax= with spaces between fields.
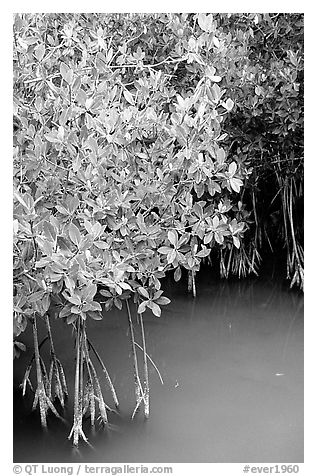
xmin=3 ymin=4 xmax=312 ymax=475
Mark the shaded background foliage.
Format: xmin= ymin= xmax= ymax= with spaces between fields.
xmin=13 ymin=13 xmax=303 ymax=444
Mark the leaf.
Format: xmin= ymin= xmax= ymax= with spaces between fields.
xmin=57 ymin=125 xmax=65 ymax=142
xmin=138 ymin=287 xmax=149 ymax=299
xmin=215 ymin=232 xmax=224 ymax=245
xmin=106 ymin=47 xmax=114 ymax=63
xmin=14 ymin=341 xmax=26 ymax=352
xmin=150 ymin=301 xmax=161 ymax=318
xmin=138 ymin=301 xmax=147 ymax=314
xmin=208 ymin=180 xmax=221 ymax=196
xmin=114 ymin=298 xmax=123 ymax=310
xmin=209 ymin=75 xmax=222 ymax=82
xmin=196 ymin=247 xmax=211 ymax=258
xmin=233 ymin=236 xmax=241 ymax=249
xmin=212 ymin=215 xmax=220 ymax=228
xmin=42 ymin=294 xmax=51 ymax=313
xmin=23 ymin=36 xmax=38 ymax=45
xmin=92 ymin=221 xmax=102 ymax=238
xmin=35 ymin=44 xmax=45 ymax=62
xmin=59 ymin=305 xmax=72 ymax=318
xmin=167 ymin=229 xmax=178 ymax=246
xmin=255 ymin=85 xmax=263 ymax=96
xmin=197 ymin=102 xmax=206 ymax=119
xmin=100 ymin=289 xmax=112 ymax=298
xmin=224 ymin=98 xmax=234 ymax=111
xmin=83 ymin=219 xmax=93 ymax=234
xmin=45 ymin=132 xmax=60 ymax=143
xmin=158 ymin=246 xmax=172 ymax=254
xmin=197 ymin=13 xmax=214 ymax=33
xmin=82 ymin=283 xmax=97 ymax=301
xmin=174 ymin=266 xmax=182 ymax=282
xmin=49 ymin=272 xmax=63 ymax=282
xmin=67 ymin=294 xmax=81 ymax=306
xmin=176 ymin=95 xmax=186 ymax=110
xmin=94 ymin=241 xmax=109 ymax=249
xmin=87 ymin=311 xmax=103 ymax=320
xmin=56 ymin=205 xmax=69 ymax=215
xmin=167 ymin=249 xmax=177 ymax=264
xmin=178 ymin=233 xmax=190 ymax=246
xmin=216 ymin=148 xmax=226 ymax=164
xmin=71 ymin=306 xmax=81 ymax=314
xmin=207 ymin=83 xmax=221 ymax=103
xmin=64 ymin=275 xmax=75 ymax=292
xmin=230 ymin=178 xmax=243 ymax=193
xmin=194 ymin=181 xmax=205 ymax=198
xmin=60 ymin=62 xmax=73 ymax=84
xmin=213 ymin=36 xmax=220 ymax=48
xmin=14 ymin=191 xmax=29 ymax=210
xmin=123 ymin=90 xmax=134 ymax=105
xmin=88 ymin=301 xmax=102 ymax=312
xmin=204 ymin=231 xmax=214 ymax=245
xmin=68 ymin=222 xmax=81 ymax=246
xmin=29 ymin=291 xmax=45 ymax=303
xmin=66 ymin=314 xmax=78 ymax=324
xmin=72 ymin=155 xmax=82 ymax=172
xmin=228 ymin=162 xmax=237 ymax=176
xmin=155 ymin=296 xmax=171 ymax=306
xmin=153 ymin=290 xmax=163 ymax=299
xmin=104 ymin=300 xmax=114 ymax=312
xmin=119 ymin=282 xmax=132 ymax=291
xmin=13 ymin=219 xmax=19 ymax=234
xmin=43 ymin=221 xmax=57 ymax=242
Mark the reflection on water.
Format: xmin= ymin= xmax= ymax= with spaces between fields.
xmin=14 ymin=274 xmax=303 ymax=463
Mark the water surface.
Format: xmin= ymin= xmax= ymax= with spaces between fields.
xmin=14 ymin=274 xmax=303 ymax=462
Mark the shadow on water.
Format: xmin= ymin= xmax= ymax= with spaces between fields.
xmin=14 ymin=271 xmax=303 ymax=463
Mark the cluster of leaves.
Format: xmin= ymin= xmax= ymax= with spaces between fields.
xmin=13 ymin=13 xmax=253 ymax=346
xmin=202 ymin=13 xmax=303 ymax=283
xmin=123 ymin=12 xmax=304 ymax=283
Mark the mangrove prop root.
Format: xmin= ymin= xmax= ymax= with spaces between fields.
xmin=68 ymin=319 xmax=88 ymax=447
xmin=31 ymin=315 xmax=61 ymax=428
xmin=82 ymin=347 xmax=96 ymax=428
xmin=45 ymin=314 xmax=68 ymax=406
xmin=139 ymin=312 xmax=150 ymax=418
xmin=88 ymin=384 xmax=96 ymax=428
xmin=131 ymin=377 xmax=147 ymax=420
xmin=188 ymin=270 xmax=196 ymax=297
xmin=87 ymin=337 xmax=119 ymax=408
xmin=126 ymin=300 xmax=142 ymax=406
xmin=21 ymin=335 xmax=49 ymax=396
xmin=134 ymin=341 xmax=164 ymax=385
xmin=21 ymin=365 xmax=34 ymax=395
xmin=288 ymin=182 xmax=304 ymax=289
xmin=192 ymin=270 xmax=196 ymax=298
xmin=39 ymin=355 xmax=50 ymax=395
xmin=69 ymin=322 xmax=119 ymax=445
xmin=83 ymin=330 xmax=110 ymax=427
xmin=82 ymin=381 xmax=94 ymax=425
xmin=187 ymin=270 xmax=193 ymax=293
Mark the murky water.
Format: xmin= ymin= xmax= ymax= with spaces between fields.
xmin=14 ymin=272 xmax=303 ymax=463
